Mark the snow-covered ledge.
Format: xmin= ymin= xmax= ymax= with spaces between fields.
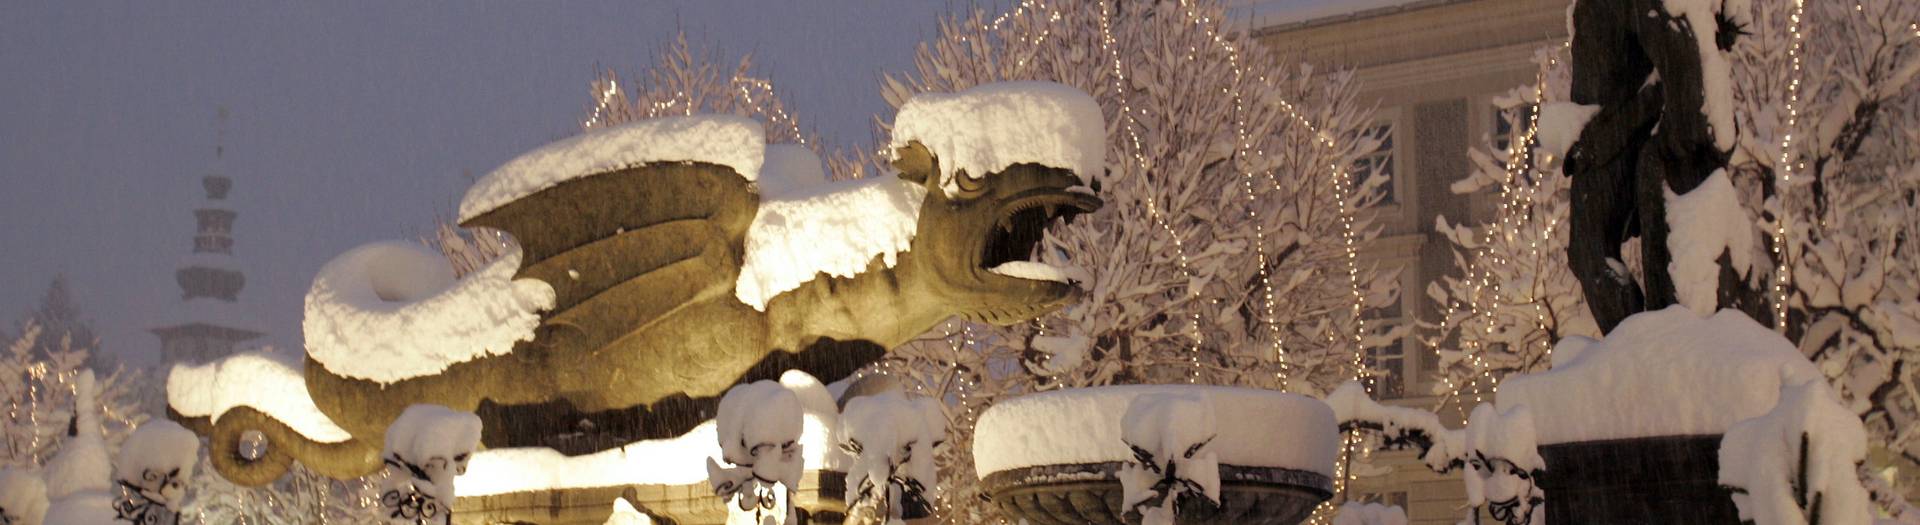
xmin=972 ymin=385 xmax=1338 ymax=525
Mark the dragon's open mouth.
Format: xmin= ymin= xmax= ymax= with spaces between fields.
xmin=980 ymin=189 xmax=1100 ymax=285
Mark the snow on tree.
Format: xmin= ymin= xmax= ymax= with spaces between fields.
xmin=11 ymin=277 xmax=99 ymax=368
xmin=181 ymin=458 xmax=380 ymax=525
xmin=1426 ymin=0 xmax=1920 ymax=494
xmin=1424 ymin=49 xmax=1598 ymax=414
xmin=583 ymin=33 xmax=815 ymax=150
xmin=872 ymin=1 xmax=1392 ymax=520
xmin=0 ymin=319 xmax=148 ymax=473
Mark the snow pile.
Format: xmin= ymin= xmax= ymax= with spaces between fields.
xmin=115 ymin=420 xmax=200 ymax=511
xmin=1663 ymin=170 xmax=1757 ymax=316
xmin=1462 ymin=404 xmax=1544 ymax=524
xmin=0 ymin=469 xmax=48 ymax=525
xmin=456 ymin=376 xmax=838 ymax=497
xmin=778 ymin=371 xmax=847 ymax=471
xmin=734 ymin=147 xmax=927 ymax=310
xmin=1496 ymin=306 xmax=1821 ymax=444
xmin=378 ymin=404 xmax=482 ymax=525
xmin=1535 ymin=102 xmax=1599 ymax=161
xmin=460 ymin=115 xmax=766 ymax=220
xmin=1718 ymin=380 xmax=1870 ymax=525
xmin=973 ymin=385 xmax=1337 ymax=477
xmin=1332 ymin=502 xmax=1408 ymax=525
xmin=707 ymin=379 xmax=804 ymax=525
xmin=304 ymin=241 xmax=554 ymax=384
xmin=1326 ymin=381 xmax=1464 ymax=471
xmin=167 ymin=348 xmax=353 ymax=443
xmin=890 ymin=81 xmax=1105 ymax=198
xmin=39 ymin=495 xmax=113 ymax=525
xmin=1549 ymin=335 xmax=1594 ymax=368
xmin=604 ymin=498 xmax=655 ymax=525
xmin=838 ymin=392 xmax=945 ymax=523
xmin=1117 ymin=393 xmax=1220 ymax=525
xmin=755 ymin=145 xmax=830 ymax=196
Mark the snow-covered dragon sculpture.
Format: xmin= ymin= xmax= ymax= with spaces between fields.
xmin=168 ymin=82 xmax=1106 ymax=485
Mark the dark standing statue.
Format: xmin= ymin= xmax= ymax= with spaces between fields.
xmin=187 ymin=141 xmax=1102 ymax=485
xmin=1564 ymin=0 xmax=1767 ymax=333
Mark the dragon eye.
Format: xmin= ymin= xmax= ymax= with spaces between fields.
xmin=954 ymin=170 xmax=987 ymax=195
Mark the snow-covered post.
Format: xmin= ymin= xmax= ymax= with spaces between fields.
xmin=0 ymin=469 xmax=48 ymax=525
xmin=376 ymin=404 xmax=481 ymax=525
xmin=706 ymin=380 xmax=804 ymax=525
xmin=838 ymin=392 xmax=944 ymax=525
xmin=110 ymin=420 xmax=198 ymax=524
xmin=42 ymin=371 xmax=118 ymax=525
xmin=1461 ymin=405 xmax=1545 ymax=525
xmin=1116 ymin=393 xmax=1220 ymax=525
xmin=1717 ymin=380 xmax=1871 ymax=525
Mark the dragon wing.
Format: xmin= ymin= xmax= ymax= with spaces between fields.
xmin=461 ymin=162 xmax=757 ymax=360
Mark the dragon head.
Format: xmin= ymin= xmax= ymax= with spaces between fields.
xmin=893 ymin=142 xmax=1103 ymax=325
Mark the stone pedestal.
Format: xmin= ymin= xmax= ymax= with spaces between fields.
xmin=1537 ymin=436 xmax=1739 ymax=525
xmin=981 ymin=463 xmax=1331 ymax=525
xmin=454 ymin=470 xmax=846 ymax=525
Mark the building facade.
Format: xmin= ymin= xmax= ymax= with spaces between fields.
xmin=1239 ymin=0 xmax=1569 ymax=522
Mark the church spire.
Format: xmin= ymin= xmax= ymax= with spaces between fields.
xmin=152 ymin=107 xmax=262 ymax=365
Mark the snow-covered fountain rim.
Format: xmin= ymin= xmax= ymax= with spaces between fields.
xmin=977 ymin=461 xmax=1334 ymax=498
xmin=971 ymin=384 xmax=1339 ymax=478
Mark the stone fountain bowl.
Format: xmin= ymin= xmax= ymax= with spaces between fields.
xmin=981 ymin=461 xmax=1331 ymax=525
xmin=972 ymin=385 xmax=1339 ymax=525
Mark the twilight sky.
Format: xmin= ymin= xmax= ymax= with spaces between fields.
xmin=0 ymin=1 xmax=998 ymax=365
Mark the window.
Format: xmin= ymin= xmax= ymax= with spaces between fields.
xmin=1365 ymin=329 xmax=1407 ymax=399
xmin=194 ymin=235 xmax=232 ymax=254
xmin=1352 ymin=121 xmax=1396 ymax=204
xmin=1362 ymin=300 xmax=1408 ymax=399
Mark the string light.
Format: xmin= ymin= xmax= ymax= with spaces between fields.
xmin=1771 ymin=0 xmax=1807 ymax=331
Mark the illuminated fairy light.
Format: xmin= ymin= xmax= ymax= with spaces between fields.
xmin=1771 ymin=0 xmax=1808 ymax=331
xmin=1159 ymin=2 xmax=1382 ymax=519
xmin=1095 ymin=0 xmax=1208 ymax=383
xmin=1430 ymin=44 xmax=1560 ymax=417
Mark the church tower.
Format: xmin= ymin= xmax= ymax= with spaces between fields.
xmin=152 ymin=108 xmax=262 ymax=364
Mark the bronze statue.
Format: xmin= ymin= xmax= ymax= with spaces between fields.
xmin=181 ymin=142 xmax=1102 ymax=486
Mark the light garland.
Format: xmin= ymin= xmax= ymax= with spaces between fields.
xmin=1771 ymin=0 xmax=1808 ymax=331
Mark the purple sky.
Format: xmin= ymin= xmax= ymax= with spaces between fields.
xmin=0 ymin=1 xmax=988 ymax=365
